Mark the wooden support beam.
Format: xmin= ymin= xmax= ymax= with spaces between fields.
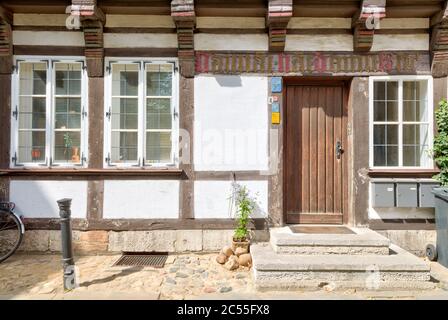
xmin=352 ymin=0 xmax=386 ymax=52
xmin=266 ymin=0 xmax=292 ymax=52
xmin=430 ymin=1 xmax=448 ymax=78
xmin=71 ymin=0 xmax=105 ymax=77
xmin=0 ymin=5 xmax=13 ymax=74
xmin=171 ymin=0 xmax=196 ymax=78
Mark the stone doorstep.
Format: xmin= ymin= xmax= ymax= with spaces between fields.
xmin=254 ymin=279 xmax=436 ymax=291
xmin=252 ymin=244 xmax=430 ymax=272
xmin=270 ymin=227 xmax=391 ymax=248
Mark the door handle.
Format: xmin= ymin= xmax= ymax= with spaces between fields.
xmin=336 ymin=141 xmax=343 ymax=159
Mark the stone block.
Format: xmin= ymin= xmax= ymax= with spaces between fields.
xmin=174 ymin=230 xmax=203 ymax=252
xmin=378 ymin=230 xmax=436 ymax=257
xmin=108 ymin=231 xmax=177 ymax=252
xmin=74 ymin=231 xmax=109 ymax=253
xmin=18 ymin=230 xmax=51 ymax=252
xmin=202 ymin=230 xmax=234 ymax=251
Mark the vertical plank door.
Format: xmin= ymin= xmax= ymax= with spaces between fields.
xmin=285 ymin=84 xmax=346 ymax=224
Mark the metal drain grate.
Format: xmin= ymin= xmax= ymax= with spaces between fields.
xmin=113 ymin=253 xmax=168 ymax=268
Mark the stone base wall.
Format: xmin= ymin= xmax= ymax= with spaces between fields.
xmin=377 ymin=230 xmax=436 ymax=257
xmin=18 ymin=229 xmax=270 ymax=254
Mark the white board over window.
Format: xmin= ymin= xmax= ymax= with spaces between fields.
xmin=194 ymin=75 xmax=269 ymax=171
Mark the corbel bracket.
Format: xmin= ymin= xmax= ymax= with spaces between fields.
xmin=0 ymin=5 xmax=13 ymax=74
xmin=352 ymin=0 xmax=386 ymax=52
xmin=266 ymin=0 xmax=292 ymax=52
xmin=430 ymin=1 xmax=448 ymax=78
xmin=171 ymin=0 xmax=196 ymax=78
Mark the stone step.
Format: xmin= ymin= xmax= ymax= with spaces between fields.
xmin=252 ymin=243 xmax=435 ymax=291
xmin=270 ymin=226 xmax=391 ymax=255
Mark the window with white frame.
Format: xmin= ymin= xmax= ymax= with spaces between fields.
xmin=105 ymin=60 xmax=178 ymax=167
xmin=370 ymin=76 xmax=433 ymax=168
xmin=11 ymin=58 xmax=88 ymax=167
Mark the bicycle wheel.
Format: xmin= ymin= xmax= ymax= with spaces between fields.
xmin=0 ymin=210 xmax=23 ymax=263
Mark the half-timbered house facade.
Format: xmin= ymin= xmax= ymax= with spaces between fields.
xmin=0 ymin=0 xmax=447 ymax=256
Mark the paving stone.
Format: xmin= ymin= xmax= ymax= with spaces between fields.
xmin=176 ymin=272 xmax=189 ymax=278
xmin=219 ymin=286 xmax=233 ymax=293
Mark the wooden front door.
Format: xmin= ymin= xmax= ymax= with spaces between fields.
xmin=285 ymin=82 xmax=347 ymax=224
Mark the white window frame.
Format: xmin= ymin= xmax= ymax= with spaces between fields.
xmin=369 ymin=75 xmax=434 ymax=169
xmin=103 ymin=57 xmax=179 ymax=168
xmin=10 ymin=56 xmax=89 ymax=168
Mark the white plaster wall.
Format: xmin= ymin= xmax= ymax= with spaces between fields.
xmin=13 ymin=31 xmax=85 ymax=46
xmin=194 ymin=75 xmax=269 ymax=171
xmin=105 ymin=15 xmax=175 ymax=28
xmin=195 ymin=34 xmax=268 ymax=51
xmin=10 ymin=181 xmax=87 ymax=218
xmin=194 ymin=180 xmax=268 ymax=219
xmin=103 ymin=180 xmax=179 ymax=219
xmin=104 ymin=33 xmax=178 ymax=48
xmin=285 ymin=35 xmax=354 ymax=51
xmin=197 ymin=17 xmax=265 ymax=29
xmin=288 ymin=18 xmax=351 ymax=29
xmin=13 ymin=14 xmax=68 ymax=26
xmin=371 ymin=34 xmax=429 ymax=51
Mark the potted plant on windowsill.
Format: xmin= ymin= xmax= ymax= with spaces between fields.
xmin=230 ymin=183 xmax=255 ymax=253
xmin=431 ymin=99 xmax=448 ymax=268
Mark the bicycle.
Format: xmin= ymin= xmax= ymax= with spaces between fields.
xmin=0 ymin=202 xmax=25 ymax=263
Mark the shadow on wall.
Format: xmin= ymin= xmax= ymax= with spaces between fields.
xmin=214 ymin=75 xmax=242 ymax=87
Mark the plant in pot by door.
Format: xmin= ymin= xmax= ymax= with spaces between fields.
xmin=231 ymin=183 xmax=255 ymax=253
xmin=430 ymin=99 xmax=448 ymax=268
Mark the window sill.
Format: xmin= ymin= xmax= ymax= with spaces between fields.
xmin=368 ymin=168 xmax=440 ymax=178
xmin=0 ymin=168 xmax=184 ymax=177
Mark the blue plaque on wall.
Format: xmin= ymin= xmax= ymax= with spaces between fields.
xmin=271 ymin=77 xmax=282 ymax=93
xmin=271 ymin=102 xmax=280 ymax=113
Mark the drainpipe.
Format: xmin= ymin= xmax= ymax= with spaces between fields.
xmin=57 ymin=198 xmax=76 ymax=291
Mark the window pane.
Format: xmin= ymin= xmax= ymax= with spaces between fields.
xmin=18 ymin=131 xmax=46 ymax=163
xmin=374 ymin=101 xmax=385 ymax=121
xmin=374 ymin=81 xmax=385 ymax=100
xmin=146 ymin=132 xmax=172 ymax=163
xmin=55 ymin=98 xmax=81 ymax=129
xmin=387 ymin=101 xmax=398 ymax=121
xmin=386 ymin=146 xmax=398 ymax=166
xmin=403 ymin=124 xmax=429 ymax=167
xmin=111 ymin=131 xmax=138 ymax=163
xmin=387 ymin=81 xmax=398 ymax=100
xmin=146 ymin=98 xmax=172 ymax=130
xmin=111 ymin=64 xmax=139 ymax=97
xmin=18 ymin=97 xmax=46 ymax=129
xmin=19 ymin=62 xmax=47 ymax=96
xmin=146 ymin=64 xmax=173 ymax=96
xmin=54 ymin=131 xmax=81 ymax=163
xmin=111 ymin=98 xmax=138 ymax=130
xmin=55 ymin=63 xmax=82 ymax=95
xmin=373 ymin=146 xmax=386 ymax=166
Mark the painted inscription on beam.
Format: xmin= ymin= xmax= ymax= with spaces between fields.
xmin=195 ymin=51 xmax=430 ymax=76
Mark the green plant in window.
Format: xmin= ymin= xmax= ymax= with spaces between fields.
xmin=63 ymin=133 xmax=73 ymax=160
xmin=433 ymin=99 xmax=448 ymax=186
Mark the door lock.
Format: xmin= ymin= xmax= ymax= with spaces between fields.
xmin=336 ymin=141 xmax=343 ymax=159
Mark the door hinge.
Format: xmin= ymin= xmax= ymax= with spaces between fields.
xmin=81 ymin=152 xmax=87 ymax=166
xmin=106 ymin=106 xmax=111 ymax=119
xmin=12 ymin=106 xmax=18 ymax=120
xmin=82 ymin=106 xmax=87 ymax=119
xmin=11 ymin=152 xmax=23 ymax=167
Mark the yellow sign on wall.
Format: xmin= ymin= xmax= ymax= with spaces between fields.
xmin=272 ymin=112 xmax=280 ymax=124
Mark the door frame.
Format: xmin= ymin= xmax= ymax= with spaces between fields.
xmin=282 ymin=77 xmax=351 ymax=225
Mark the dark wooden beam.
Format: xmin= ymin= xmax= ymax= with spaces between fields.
xmin=430 ymin=1 xmax=448 ymax=78
xmin=0 ymin=5 xmax=13 ymax=74
xmin=352 ymin=0 xmax=386 ymax=52
xmin=71 ymin=0 xmax=105 ymax=77
xmin=266 ymin=0 xmax=292 ymax=52
xmin=171 ymin=0 xmax=196 ymax=78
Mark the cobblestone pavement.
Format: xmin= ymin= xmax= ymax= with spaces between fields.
xmin=1 ymin=253 xmax=448 ymax=300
